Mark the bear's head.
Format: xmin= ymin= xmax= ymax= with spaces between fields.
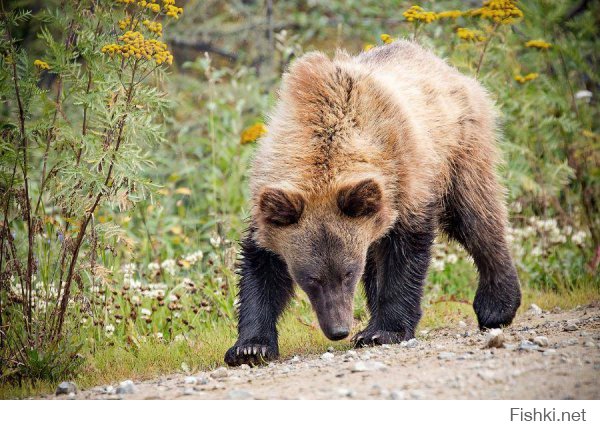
xmin=254 ymin=176 xmax=394 ymax=341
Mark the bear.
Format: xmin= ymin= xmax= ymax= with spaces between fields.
xmin=224 ymin=40 xmax=521 ymax=366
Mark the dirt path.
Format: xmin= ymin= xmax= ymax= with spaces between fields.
xmin=61 ymin=303 xmax=600 ymax=400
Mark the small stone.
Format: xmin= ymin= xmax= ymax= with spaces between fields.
xmin=240 ymin=364 xmax=250 ymax=370
xmin=419 ymin=330 xmax=429 ymax=336
xmin=327 ymin=346 xmax=335 ymax=353
xmin=290 ymin=355 xmax=301 ymax=363
xmin=438 ymin=352 xmax=455 ymax=360
xmin=584 ymin=341 xmax=595 ymax=348
xmin=321 ymin=352 xmax=334 ymax=361
xmin=564 ymin=321 xmax=578 ymax=332
xmin=351 ymin=360 xmax=387 ymax=372
xmin=400 ymin=341 xmax=408 ymax=347
xmin=227 ymin=389 xmax=253 ymax=400
xmin=116 ymin=380 xmax=136 ymax=395
xmin=458 ymin=321 xmax=467 ymax=328
xmin=543 ymin=349 xmax=557 ymax=356
xmin=518 ymin=340 xmax=539 ymax=351
xmin=390 ymin=390 xmax=406 ymax=400
xmin=336 ymin=388 xmax=354 ymax=398
xmin=197 ymin=375 xmax=210 ymax=385
xmin=528 ymin=304 xmax=543 ymax=316
xmin=183 ymin=387 xmax=194 ymax=396
xmin=104 ymin=385 xmax=114 ymax=394
xmin=533 ymin=336 xmax=549 ymax=347
xmin=485 ymin=328 xmax=505 ymax=348
xmin=56 ymin=381 xmax=77 ymax=396
xmin=184 ymin=376 xmax=197 ymax=385
xmin=211 ymin=367 xmax=229 ymax=379
xmin=344 ymin=350 xmax=358 ymax=358
xmin=406 ymin=338 xmax=418 ymax=348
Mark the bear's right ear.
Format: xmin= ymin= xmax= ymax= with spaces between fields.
xmin=258 ymin=187 xmax=305 ymax=226
xmin=337 ymin=178 xmax=383 ymax=218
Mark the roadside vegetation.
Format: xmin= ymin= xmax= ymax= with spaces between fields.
xmin=1 ymin=0 xmax=598 ymax=398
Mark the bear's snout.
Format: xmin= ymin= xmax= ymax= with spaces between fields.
xmin=324 ymin=325 xmax=350 ymax=341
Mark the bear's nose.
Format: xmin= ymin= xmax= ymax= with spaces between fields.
xmin=327 ymin=326 xmax=350 ymax=341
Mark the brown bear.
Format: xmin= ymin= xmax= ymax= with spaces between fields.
xmin=224 ymin=40 xmax=521 ymax=366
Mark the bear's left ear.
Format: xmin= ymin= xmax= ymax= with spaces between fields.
xmin=337 ymin=178 xmax=383 ymax=218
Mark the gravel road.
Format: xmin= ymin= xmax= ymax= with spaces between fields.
xmin=54 ymin=302 xmax=600 ymax=400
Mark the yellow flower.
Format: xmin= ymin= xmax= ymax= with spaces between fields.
xmin=363 ymin=43 xmax=375 ymax=52
xmin=456 ymin=27 xmax=486 ymax=42
xmin=525 ymin=39 xmax=552 ymax=50
xmin=403 ymin=5 xmax=438 ymax=24
xmin=143 ymin=19 xmax=163 ymax=36
xmin=34 ymin=59 xmax=50 ymax=70
xmin=514 ymin=72 xmax=539 ymax=84
xmin=437 ymin=10 xmax=462 ymax=19
xmin=102 ymin=31 xmax=173 ymax=65
xmin=380 ymin=34 xmax=395 ymax=44
xmin=240 ymin=123 xmax=267 ymax=145
xmin=469 ymin=0 xmax=523 ymax=25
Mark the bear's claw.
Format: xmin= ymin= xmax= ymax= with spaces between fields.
xmin=224 ymin=343 xmax=278 ymax=367
xmin=352 ymin=329 xmax=409 ymax=347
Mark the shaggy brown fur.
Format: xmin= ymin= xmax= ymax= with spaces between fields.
xmin=225 ymin=41 xmax=521 ymax=366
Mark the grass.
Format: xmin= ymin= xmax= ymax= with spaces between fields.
xmin=2 ymin=280 xmax=598 ymax=400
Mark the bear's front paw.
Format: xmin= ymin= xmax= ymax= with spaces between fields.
xmin=224 ymin=343 xmax=278 ymax=367
xmin=352 ymin=328 xmax=410 ymax=347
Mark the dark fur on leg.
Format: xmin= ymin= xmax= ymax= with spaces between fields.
xmin=441 ymin=177 xmax=521 ymax=329
xmin=354 ymin=218 xmax=434 ymax=346
xmin=224 ymin=232 xmax=294 ymax=366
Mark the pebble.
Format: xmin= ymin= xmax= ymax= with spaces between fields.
xmin=458 ymin=321 xmax=467 ymax=328
xmin=543 ymin=349 xmax=557 ymax=356
xmin=564 ymin=321 xmax=578 ymax=332
xmin=240 ymin=364 xmax=250 ymax=370
xmin=211 ymin=367 xmax=229 ymax=379
xmin=184 ymin=376 xmax=197 ymax=384
xmin=290 ymin=355 xmax=301 ymax=363
xmin=56 ymin=381 xmax=77 ymax=396
xmin=390 ymin=390 xmax=406 ymax=400
xmin=485 ymin=329 xmax=505 ymax=348
xmin=528 ymin=304 xmax=543 ymax=316
xmin=116 ymin=380 xmax=136 ymax=395
xmin=336 ymin=388 xmax=354 ymax=398
xmin=227 ymin=389 xmax=253 ymax=400
xmin=183 ymin=387 xmax=194 ymax=396
xmin=405 ymin=338 xmax=419 ymax=348
xmin=327 ymin=346 xmax=335 ymax=353
xmin=104 ymin=385 xmax=114 ymax=394
xmin=584 ymin=341 xmax=595 ymax=347
xmin=518 ymin=340 xmax=539 ymax=352
xmin=533 ymin=336 xmax=549 ymax=347
xmin=321 ymin=352 xmax=334 ymax=361
xmin=351 ymin=361 xmax=387 ymax=372
xmin=438 ymin=352 xmax=456 ymax=360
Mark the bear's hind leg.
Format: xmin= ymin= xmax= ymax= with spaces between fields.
xmin=441 ymin=170 xmax=521 ymax=329
xmin=224 ymin=234 xmax=294 ymax=366
xmin=354 ymin=219 xmax=434 ymax=347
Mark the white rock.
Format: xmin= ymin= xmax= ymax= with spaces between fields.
xmin=564 ymin=321 xmax=578 ymax=332
xmin=321 ymin=352 xmax=334 ymax=361
xmin=351 ymin=360 xmax=387 ymax=372
xmin=533 ymin=336 xmax=549 ymax=347
xmin=116 ymin=380 xmax=136 ymax=395
xmin=184 ymin=376 xmax=197 ymax=385
xmin=438 ymin=352 xmax=456 ymax=360
xmin=543 ymin=349 xmax=557 ymax=356
xmin=390 ymin=390 xmax=406 ymax=400
xmin=406 ymin=338 xmax=418 ymax=348
xmin=336 ymin=388 xmax=354 ymax=398
xmin=56 ymin=381 xmax=77 ymax=396
xmin=485 ymin=329 xmax=505 ymax=348
xmin=458 ymin=321 xmax=467 ymax=328
xmin=211 ymin=367 xmax=229 ymax=379
xmin=528 ymin=304 xmax=543 ymax=316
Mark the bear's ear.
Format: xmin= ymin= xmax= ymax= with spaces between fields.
xmin=258 ymin=187 xmax=305 ymax=226
xmin=337 ymin=179 xmax=382 ymax=218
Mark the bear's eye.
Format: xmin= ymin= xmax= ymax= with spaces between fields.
xmin=344 ymin=270 xmax=354 ymax=279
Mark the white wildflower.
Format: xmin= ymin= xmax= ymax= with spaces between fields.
xmin=141 ymin=308 xmax=152 ymax=316
xmin=446 ymin=254 xmax=458 ymax=264
xmin=431 ymin=259 xmax=445 ymax=271
xmin=148 ymin=262 xmax=160 ymax=271
xmin=183 ymin=250 xmax=203 ymax=265
xmin=161 ymin=259 xmax=177 ymax=275
xmin=105 ymin=324 xmax=115 ymax=336
xmin=575 ymin=90 xmax=592 ymax=101
xmin=131 ymin=295 xmax=141 ymax=305
xmin=571 ymin=230 xmax=587 ymax=246
xmin=210 ymin=235 xmax=222 ymax=248
xmin=531 ymin=246 xmax=543 ymax=257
